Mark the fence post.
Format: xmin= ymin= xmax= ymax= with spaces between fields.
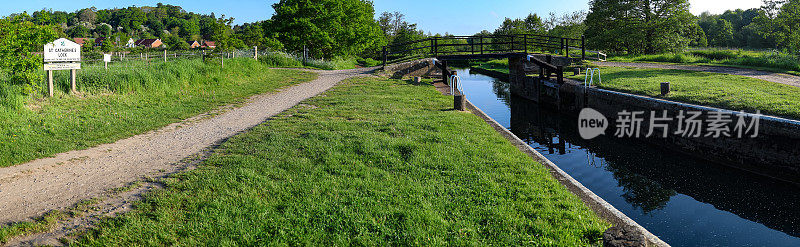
xmin=382 ymin=46 xmax=387 ymax=68
xmin=70 ymin=69 xmax=77 ymax=93
xmin=47 ymin=70 xmax=53 ymax=97
xmin=164 ymin=49 xmax=167 ymax=62
xmin=581 ymin=35 xmax=586 ymax=60
xmin=524 ymin=34 xmax=528 ymax=54
xmin=436 ymin=38 xmax=440 ymax=56
xmin=430 ymin=38 xmax=435 ymax=55
xmin=254 ymin=46 xmax=258 ymax=60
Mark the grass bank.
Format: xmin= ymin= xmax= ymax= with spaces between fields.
xmin=0 ymin=58 xmax=315 ymax=167
xmin=608 ymin=49 xmax=800 ymax=76
xmin=472 ymin=59 xmax=800 ymax=120
xmin=74 ymin=77 xmax=608 ymax=246
xmin=567 ymin=66 xmax=800 ymax=120
xmin=257 ymin=51 xmax=381 ymax=70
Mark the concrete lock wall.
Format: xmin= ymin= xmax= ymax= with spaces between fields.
xmin=507 ymin=76 xmax=800 ymax=183
xmin=383 ymin=58 xmax=441 ymax=79
xmin=502 ymin=57 xmax=800 ymax=184
xmin=577 ymin=85 xmax=800 ymax=184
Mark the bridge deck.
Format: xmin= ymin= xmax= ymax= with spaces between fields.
xmin=435 ymin=52 xmax=529 ymax=61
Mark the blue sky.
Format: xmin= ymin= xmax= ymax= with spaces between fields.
xmin=2 ymin=0 xmax=763 ymax=35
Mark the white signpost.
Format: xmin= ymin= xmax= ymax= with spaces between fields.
xmin=43 ymin=38 xmax=81 ymax=97
xmin=103 ymin=54 xmax=111 ymax=69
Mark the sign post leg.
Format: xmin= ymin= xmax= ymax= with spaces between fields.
xmin=70 ymin=69 xmax=77 ymax=93
xmin=47 ymin=70 xmax=54 ymax=97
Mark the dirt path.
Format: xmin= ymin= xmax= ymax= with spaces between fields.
xmin=595 ymin=62 xmax=800 ymax=88
xmin=0 ymin=68 xmax=374 ymax=228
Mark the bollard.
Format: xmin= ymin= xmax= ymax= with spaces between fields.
xmin=661 ymin=82 xmax=670 ymax=96
xmin=454 ymin=94 xmax=466 ymax=111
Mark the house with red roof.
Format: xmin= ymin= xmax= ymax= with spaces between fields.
xmin=72 ymin=38 xmax=90 ymax=47
xmin=202 ymin=41 xmax=216 ymax=49
xmin=187 ymin=40 xmax=201 ymax=49
xmin=134 ymin=39 xmax=164 ymax=48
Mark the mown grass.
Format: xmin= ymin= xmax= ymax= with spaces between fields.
xmin=0 ymin=58 xmax=315 ymax=167
xmin=568 ymin=66 xmax=800 ymax=120
xmin=474 ymin=59 xmax=510 ymax=74
xmin=609 ymin=49 xmax=800 ymax=76
xmin=472 ymin=59 xmax=800 ymax=120
xmin=74 ymin=77 xmax=609 ymax=246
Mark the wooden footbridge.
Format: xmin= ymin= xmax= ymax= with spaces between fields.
xmin=381 ymin=34 xmax=587 ymax=87
xmin=381 ymin=34 xmax=589 ymax=106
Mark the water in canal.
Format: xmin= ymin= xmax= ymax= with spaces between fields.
xmin=453 ymin=68 xmax=800 ymax=246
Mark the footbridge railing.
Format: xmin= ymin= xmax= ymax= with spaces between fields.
xmin=381 ymin=34 xmax=586 ymax=66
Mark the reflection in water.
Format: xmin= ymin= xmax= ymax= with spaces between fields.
xmin=458 ymin=68 xmax=800 ymax=246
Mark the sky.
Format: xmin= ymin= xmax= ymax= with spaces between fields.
xmin=1 ymin=0 xmax=764 ymax=35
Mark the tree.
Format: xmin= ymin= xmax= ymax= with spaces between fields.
xmin=756 ymin=0 xmax=800 ymax=51
xmin=163 ymin=35 xmax=189 ymax=50
xmin=585 ymin=0 xmax=698 ymax=54
xmin=100 ymin=38 xmax=114 ymax=52
xmin=68 ymin=25 xmax=89 ymax=37
xmin=270 ymin=0 xmax=384 ymax=58
xmin=96 ymin=23 xmax=112 ymax=37
xmin=709 ymin=19 xmax=735 ymax=47
xmin=0 ymin=16 xmax=57 ymax=94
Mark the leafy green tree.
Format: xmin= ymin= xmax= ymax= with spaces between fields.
xmin=585 ymin=0 xmax=698 ymax=54
xmin=270 ymin=0 xmax=384 ymax=58
xmin=68 ymin=25 xmax=89 ymax=37
xmin=96 ymin=23 xmax=112 ymax=37
xmin=0 ymin=17 xmax=57 ymax=94
xmin=163 ymin=35 xmax=189 ymax=50
xmin=708 ymin=19 xmax=735 ymax=47
xmin=756 ymin=0 xmax=800 ymax=51
xmin=100 ymin=38 xmax=114 ymax=52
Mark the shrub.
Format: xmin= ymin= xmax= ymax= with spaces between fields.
xmin=689 ymin=49 xmax=741 ymax=60
xmin=257 ymin=52 xmax=303 ymax=68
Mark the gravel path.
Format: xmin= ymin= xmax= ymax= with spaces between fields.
xmin=0 ymin=67 xmax=374 ymax=225
xmin=596 ymin=62 xmax=800 ymax=88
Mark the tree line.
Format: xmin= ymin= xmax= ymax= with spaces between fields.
xmin=585 ymin=0 xmax=800 ymax=54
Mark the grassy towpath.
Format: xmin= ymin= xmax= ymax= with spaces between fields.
xmin=0 ymin=59 xmax=315 ymax=167
xmin=472 ymin=60 xmax=800 ymax=120
xmin=72 ymin=77 xmax=609 ymax=246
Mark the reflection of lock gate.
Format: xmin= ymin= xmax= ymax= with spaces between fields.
xmin=448 ymin=74 xmax=463 ymax=96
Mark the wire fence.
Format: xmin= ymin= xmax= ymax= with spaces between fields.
xmin=80 ymin=48 xmax=274 ymax=65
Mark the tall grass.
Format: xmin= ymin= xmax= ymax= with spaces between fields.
xmin=257 ymin=51 xmax=371 ymax=70
xmin=611 ymin=48 xmax=800 ymax=75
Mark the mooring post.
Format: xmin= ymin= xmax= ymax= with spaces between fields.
xmin=661 ymin=82 xmax=671 ymax=96
xmin=452 ymin=71 xmax=465 ymax=111
xmin=557 ymin=66 xmax=563 ymax=84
